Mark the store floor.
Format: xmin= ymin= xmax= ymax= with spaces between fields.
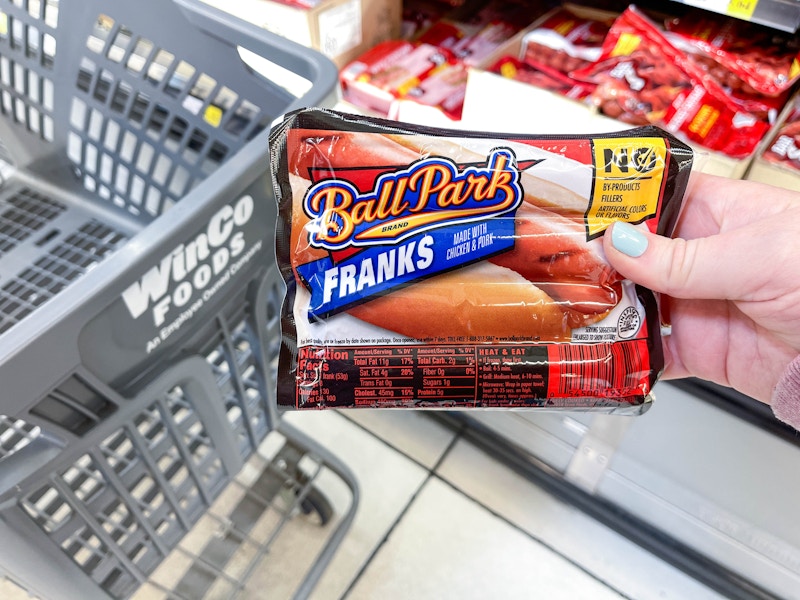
xmin=0 ymin=410 xmax=723 ymax=600
xmin=273 ymin=410 xmax=722 ymax=600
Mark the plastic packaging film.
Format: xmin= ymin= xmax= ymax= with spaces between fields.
xmin=270 ymin=108 xmax=693 ymax=412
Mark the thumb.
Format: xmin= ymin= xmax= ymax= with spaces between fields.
xmin=603 ymin=221 xmax=753 ymax=300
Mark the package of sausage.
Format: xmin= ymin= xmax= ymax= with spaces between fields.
xmin=572 ymin=6 xmax=771 ymax=159
xmin=665 ymin=9 xmax=800 ymax=98
xmin=339 ymin=41 xmax=456 ymax=118
xmin=520 ymin=6 xmax=614 ymax=77
xmin=270 ymin=108 xmax=693 ymax=412
xmin=488 ymin=55 xmax=595 ymax=100
xmin=762 ymin=97 xmax=800 ymax=171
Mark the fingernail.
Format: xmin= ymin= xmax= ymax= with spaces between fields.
xmin=611 ymin=222 xmax=648 ymax=257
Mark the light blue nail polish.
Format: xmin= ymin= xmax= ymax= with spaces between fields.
xmin=611 ymin=221 xmax=648 ymax=257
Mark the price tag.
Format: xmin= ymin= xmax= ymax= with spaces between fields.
xmin=727 ymin=0 xmax=758 ymax=19
xmin=683 ymin=0 xmax=758 ymax=20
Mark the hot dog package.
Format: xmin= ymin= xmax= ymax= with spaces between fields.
xmin=762 ymin=97 xmax=800 ymax=172
xmin=270 ymin=108 xmax=693 ymax=412
xmin=572 ymin=6 xmax=773 ymax=159
xmin=665 ymin=10 xmax=800 ymax=98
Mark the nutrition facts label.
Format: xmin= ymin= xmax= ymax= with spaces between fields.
xmin=296 ymin=344 xmax=553 ymax=408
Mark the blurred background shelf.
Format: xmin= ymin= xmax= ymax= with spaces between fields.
xmin=669 ymin=0 xmax=800 ymax=32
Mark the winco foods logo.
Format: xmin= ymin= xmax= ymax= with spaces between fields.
xmin=121 ymin=195 xmax=257 ymax=337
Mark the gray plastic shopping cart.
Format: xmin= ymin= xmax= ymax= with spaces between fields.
xmin=0 ymin=0 xmax=358 ymax=598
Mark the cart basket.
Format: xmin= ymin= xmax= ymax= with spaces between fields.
xmin=0 ymin=0 xmax=357 ymax=598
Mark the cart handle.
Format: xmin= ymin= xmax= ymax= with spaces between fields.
xmin=172 ymin=0 xmax=340 ymax=113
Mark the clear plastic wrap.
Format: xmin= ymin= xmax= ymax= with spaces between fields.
xmin=270 ymin=108 xmax=693 ymax=412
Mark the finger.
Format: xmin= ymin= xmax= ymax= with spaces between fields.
xmin=679 ymin=172 xmax=800 ymax=238
xmin=602 ymin=221 xmax=770 ymax=301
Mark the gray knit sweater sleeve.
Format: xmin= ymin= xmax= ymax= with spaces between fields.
xmin=772 ymin=355 xmax=800 ymax=430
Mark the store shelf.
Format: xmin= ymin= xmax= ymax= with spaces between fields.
xmin=670 ymin=0 xmax=800 ymax=32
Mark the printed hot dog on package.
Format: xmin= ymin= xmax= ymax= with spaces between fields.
xmin=270 ymin=108 xmax=692 ymax=412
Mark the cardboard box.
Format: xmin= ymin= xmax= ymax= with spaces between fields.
xmin=460 ymin=5 xmax=758 ymax=179
xmin=745 ymin=159 xmax=800 ymax=190
xmin=203 ymin=0 xmax=401 ymax=68
xmin=745 ymin=91 xmax=800 ymax=191
xmin=462 ymin=73 xmax=753 ymax=178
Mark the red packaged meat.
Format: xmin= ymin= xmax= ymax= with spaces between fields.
xmin=521 ymin=6 xmax=614 ymax=76
xmin=339 ymin=40 xmax=455 ymax=117
xmin=488 ymin=55 xmax=594 ymax=100
xmin=402 ymin=62 xmax=468 ymax=120
xmin=269 ymin=108 xmax=694 ymax=412
xmin=762 ymin=100 xmax=800 ymax=171
xmin=665 ymin=10 xmax=800 ymax=98
xmin=402 ymin=0 xmax=457 ymax=40
xmin=572 ymin=6 xmax=771 ymax=158
xmin=416 ymin=19 xmax=474 ymax=48
xmin=450 ymin=21 xmax=520 ymax=66
xmin=416 ymin=0 xmax=544 ymax=60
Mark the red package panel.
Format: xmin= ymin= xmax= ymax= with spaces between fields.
xmin=665 ymin=10 xmax=800 ymax=97
xmin=521 ymin=6 xmax=614 ymax=76
xmin=763 ymin=109 xmax=800 ymax=171
xmin=402 ymin=0 xmax=457 ymax=39
xmin=340 ymin=41 xmax=455 ymax=116
xmin=417 ymin=0 xmax=547 ymax=55
xmin=572 ymin=7 xmax=771 ymax=158
xmin=402 ymin=62 xmax=468 ymax=120
xmin=488 ymin=56 xmax=595 ymax=100
xmin=417 ymin=20 xmax=473 ymax=48
xmin=547 ymin=338 xmax=652 ymax=401
xmin=450 ymin=21 xmax=520 ymax=66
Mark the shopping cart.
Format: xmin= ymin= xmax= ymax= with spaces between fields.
xmin=0 ymin=0 xmax=358 ymax=598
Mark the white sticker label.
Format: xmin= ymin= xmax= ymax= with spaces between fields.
xmin=318 ymin=0 xmax=361 ymax=58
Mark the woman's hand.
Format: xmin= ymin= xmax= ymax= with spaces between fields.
xmin=603 ymin=172 xmax=800 ymax=403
